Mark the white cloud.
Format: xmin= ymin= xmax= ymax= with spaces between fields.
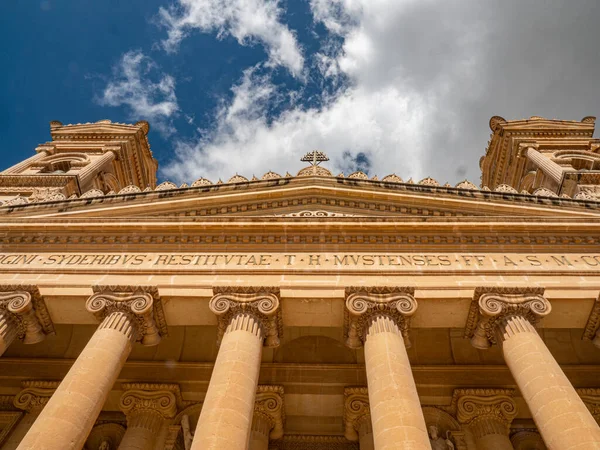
xmin=158 ymin=0 xmax=304 ymax=76
xmin=98 ymin=51 xmax=179 ymax=136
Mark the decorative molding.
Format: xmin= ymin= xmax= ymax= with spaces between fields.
xmin=254 ymin=385 xmax=285 ymax=439
xmin=210 ymin=287 xmax=282 ymax=347
xmin=13 ymin=381 xmax=60 ymax=413
xmin=0 ymin=285 xmax=55 ymax=344
xmin=344 ymin=287 xmax=417 ymax=348
xmin=464 ymin=287 xmax=549 ymax=348
xmin=269 ymin=435 xmax=358 ymax=450
xmin=275 ymin=210 xmax=356 ymax=217
xmin=453 ymin=389 xmax=517 ymax=438
xmin=343 ymin=387 xmax=370 ymax=441
xmin=155 ymin=181 xmax=178 ymax=191
xmin=576 ymin=388 xmax=600 ymax=422
xmin=583 ymin=295 xmax=600 ymax=348
xmin=86 ymin=285 xmax=168 ymax=345
xmin=0 ymin=411 xmax=22 ymax=447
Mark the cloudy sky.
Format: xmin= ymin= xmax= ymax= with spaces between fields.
xmin=2 ymin=0 xmax=599 ymax=185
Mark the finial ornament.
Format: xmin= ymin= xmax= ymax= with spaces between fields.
xmin=301 ymin=150 xmax=329 ymax=166
xmin=464 ymin=288 xmax=550 ymax=349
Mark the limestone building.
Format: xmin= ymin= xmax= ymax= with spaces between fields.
xmin=0 ymin=116 xmax=600 ymax=449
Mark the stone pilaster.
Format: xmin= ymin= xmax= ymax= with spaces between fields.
xmin=454 ymin=389 xmax=517 ymax=450
xmin=191 ymin=287 xmax=282 ymax=450
xmin=343 ymin=387 xmax=374 ymax=450
xmin=583 ymin=294 xmax=600 ymax=349
xmin=16 ymin=286 xmax=167 ymax=450
xmin=465 ymin=287 xmax=600 ymax=449
xmin=119 ymin=384 xmax=179 ymax=450
xmin=344 ymin=287 xmax=429 ymax=450
xmin=0 ymin=286 xmax=54 ymax=355
xmin=249 ymin=386 xmax=285 ymax=450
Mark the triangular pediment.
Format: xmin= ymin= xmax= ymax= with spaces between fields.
xmin=4 ymin=176 xmax=600 ymax=222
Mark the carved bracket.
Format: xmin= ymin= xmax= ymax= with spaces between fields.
xmin=344 ymin=287 xmax=417 ymax=348
xmin=0 ymin=285 xmax=55 ymax=344
xmin=343 ymin=387 xmax=370 ymax=441
xmin=453 ymin=389 xmax=517 ymax=438
xmin=255 ymin=385 xmax=285 ymax=439
xmin=86 ymin=285 xmax=168 ymax=346
xmin=464 ymin=287 xmax=549 ymax=349
xmin=583 ymin=295 xmax=600 ymax=348
xmin=210 ymin=287 xmax=282 ymax=347
xmin=13 ymin=380 xmax=60 ymax=413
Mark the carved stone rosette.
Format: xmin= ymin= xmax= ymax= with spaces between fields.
xmin=86 ymin=285 xmax=168 ymax=345
xmin=210 ymin=287 xmax=282 ymax=347
xmin=577 ymin=388 xmax=600 ymax=424
xmin=454 ymin=389 xmax=517 ymax=439
xmin=464 ymin=288 xmax=550 ymax=348
xmin=13 ymin=381 xmax=60 ymax=413
xmin=343 ymin=387 xmax=370 ymax=441
xmin=119 ymin=384 xmax=178 ymax=433
xmin=583 ymin=295 xmax=600 ymax=348
xmin=254 ymin=385 xmax=285 ymax=439
xmin=0 ymin=285 xmax=54 ymax=347
xmin=344 ymin=287 xmax=417 ymax=348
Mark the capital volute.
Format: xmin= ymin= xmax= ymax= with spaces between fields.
xmin=86 ymin=285 xmax=168 ymax=346
xmin=465 ymin=288 xmax=550 ymax=349
xmin=0 ymin=285 xmax=54 ymax=344
xmin=453 ymin=389 xmax=517 ymax=437
xmin=517 ymin=141 xmax=539 ymax=157
xmin=254 ymin=385 xmax=285 ymax=439
xmin=13 ymin=381 xmax=60 ymax=413
xmin=119 ymin=384 xmax=179 ymax=420
xmin=209 ymin=287 xmax=282 ymax=347
xmin=343 ymin=387 xmax=370 ymax=441
xmin=344 ymin=287 xmax=417 ymax=348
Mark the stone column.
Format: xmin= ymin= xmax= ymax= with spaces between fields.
xmin=454 ymin=389 xmax=517 ymax=450
xmin=118 ymin=384 xmax=178 ymax=450
xmin=17 ymin=286 xmax=167 ymax=450
xmin=78 ymin=150 xmax=117 ymax=189
xmin=0 ymin=286 xmax=54 ymax=356
xmin=249 ymin=386 xmax=285 ymax=450
xmin=466 ymin=288 xmax=600 ymax=449
xmin=344 ymin=288 xmax=429 ymax=449
xmin=343 ymin=387 xmax=374 ymax=450
xmin=583 ymin=296 xmax=600 ymax=349
xmin=511 ymin=430 xmax=547 ymax=450
xmin=2 ymin=381 xmax=58 ymax=449
xmin=191 ymin=288 xmax=282 ymax=450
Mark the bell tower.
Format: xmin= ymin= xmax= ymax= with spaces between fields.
xmin=0 ymin=119 xmax=158 ymax=205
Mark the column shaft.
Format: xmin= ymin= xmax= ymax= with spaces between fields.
xmin=358 ymin=418 xmax=375 ymax=450
xmin=501 ymin=315 xmax=600 ymax=449
xmin=248 ymin=414 xmax=270 ymax=450
xmin=118 ymin=411 xmax=163 ymax=450
xmin=17 ymin=312 xmax=134 ymax=450
xmin=525 ymin=147 xmax=566 ymax=186
xmin=470 ymin=419 xmax=514 ymax=450
xmin=0 ymin=311 xmax=17 ymax=356
xmin=78 ymin=151 xmax=116 ymax=189
xmin=192 ymin=314 xmax=263 ymax=450
xmin=364 ymin=316 xmax=429 ymax=449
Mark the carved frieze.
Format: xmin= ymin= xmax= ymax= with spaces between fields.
xmin=210 ymin=287 xmax=282 ymax=347
xmin=344 ymin=287 xmax=417 ymax=348
xmin=464 ymin=287 xmax=550 ymax=348
xmin=254 ymin=385 xmax=285 ymax=439
xmin=86 ymin=285 xmax=168 ymax=345
xmin=343 ymin=387 xmax=370 ymax=441
xmin=0 ymin=285 xmax=54 ymax=344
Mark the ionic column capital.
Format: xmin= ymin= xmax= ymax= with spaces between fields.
xmin=577 ymin=388 xmax=600 ymax=423
xmin=465 ymin=287 xmax=551 ymax=349
xmin=119 ymin=384 xmax=178 ymax=432
xmin=344 ymin=287 xmax=417 ymax=348
xmin=209 ymin=287 xmax=282 ymax=347
xmin=13 ymin=381 xmax=59 ymax=413
xmin=454 ymin=389 xmax=517 ymax=438
xmin=254 ymin=385 xmax=285 ymax=440
xmin=583 ymin=295 xmax=600 ymax=348
xmin=343 ymin=387 xmax=371 ymax=441
xmin=0 ymin=285 xmax=54 ymax=345
xmin=86 ymin=285 xmax=168 ymax=346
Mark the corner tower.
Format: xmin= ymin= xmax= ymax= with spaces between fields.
xmin=0 ymin=119 xmax=157 ymax=204
xmin=480 ymin=115 xmax=600 ymax=198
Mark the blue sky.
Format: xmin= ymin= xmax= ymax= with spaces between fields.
xmin=2 ymin=0 xmax=599 ymax=185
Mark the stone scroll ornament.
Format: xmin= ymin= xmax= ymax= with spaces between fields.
xmin=464 ymin=288 xmax=551 ymax=349
xmin=85 ymin=285 xmax=168 ymax=345
xmin=455 ymin=389 xmax=517 ymax=438
xmin=119 ymin=387 xmax=178 ymax=423
xmin=254 ymin=385 xmax=285 ymax=439
xmin=209 ymin=287 xmax=282 ymax=347
xmin=343 ymin=387 xmax=370 ymax=441
xmin=344 ymin=288 xmax=417 ymax=348
xmin=0 ymin=286 xmax=54 ymax=345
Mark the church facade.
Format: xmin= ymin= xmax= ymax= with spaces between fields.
xmin=0 ymin=116 xmax=600 ymax=449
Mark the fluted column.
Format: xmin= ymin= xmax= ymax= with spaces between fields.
xmin=2 ymin=381 xmax=58 ymax=448
xmin=191 ymin=288 xmax=282 ymax=450
xmin=344 ymin=288 xmax=429 ymax=449
xmin=1 ymin=147 xmax=50 ymax=174
xmin=78 ymin=150 xmax=116 ymax=189
xmin=17 ymin=286 xmax=167 ymax=450
xmin=466 ymin=288 xmax=600 ymax=449
xmin=0 ymin=286 xmax=54 ymax=356
xmin=118 ymin=384 xmax=178 ymax=450
xmin=511 ymin=430 xmax=547 ymax=450
xmin=520 ymin=144 xmax=567 ymax=187
xmin=249 ymin=386 xmax=285 ymax=450
xmin=455 ymin=389 xmax=517 ymax=450
xmin=344 ymin=387 xmax=374 ymax=450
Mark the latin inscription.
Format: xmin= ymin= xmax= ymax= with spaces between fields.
xmin=1 ymin=253 xmax=600 ymax=272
